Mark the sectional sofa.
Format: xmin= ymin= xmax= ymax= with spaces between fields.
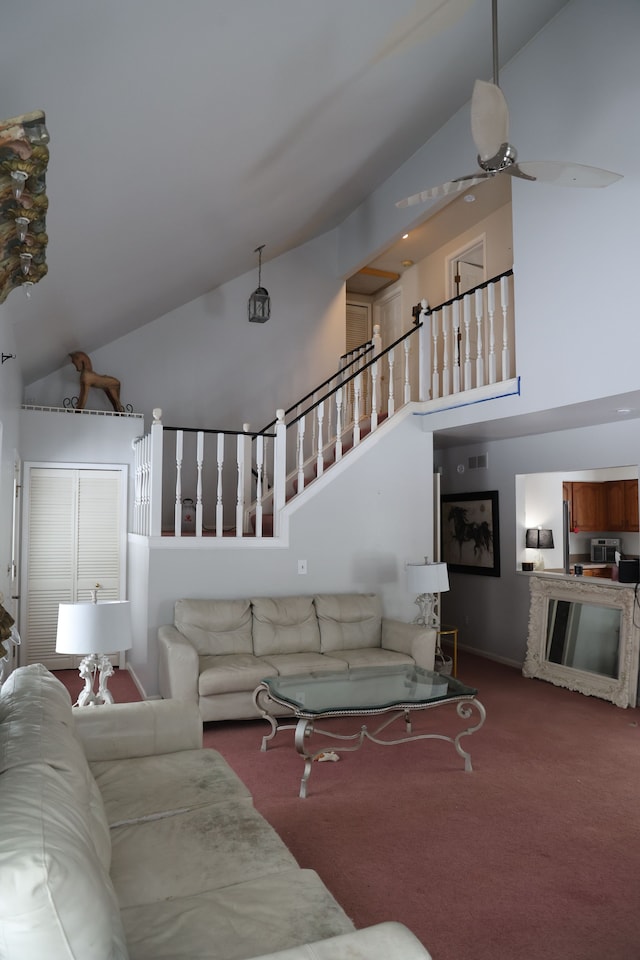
xmin=158 ymin=592 xmax=437 ymax=721
xmin=0 ymin=662 xmax=434 ymax=960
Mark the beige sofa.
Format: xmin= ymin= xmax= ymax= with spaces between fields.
xmin=158 ymin=593 xmax=437 ymax=721
xmin=0 ymin=662 xmax=433 ymax=960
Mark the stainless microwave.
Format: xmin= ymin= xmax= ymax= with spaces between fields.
xmin=590 ymin=538 xmax=620 ymax=563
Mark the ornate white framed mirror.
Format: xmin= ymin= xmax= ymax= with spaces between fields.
xmin=523 ymin=575 xmax=640 ymax=708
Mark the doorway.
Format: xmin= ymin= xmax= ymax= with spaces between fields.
xmin=448 ymin=238 xmax=486 ymax=298
xmin=20 ymin=463 xmax=127 ymax=668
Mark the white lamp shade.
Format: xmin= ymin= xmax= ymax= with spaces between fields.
xmin=56 ymin=600 xmax=132 ymax=655
xmin=406 ymin=561 xmax=449 ymax=595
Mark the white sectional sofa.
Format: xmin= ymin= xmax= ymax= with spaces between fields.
xmin=0 ymin=662 xmax=433 ymax=960
xmin=158 ymin=593 xmax=436 ymax=721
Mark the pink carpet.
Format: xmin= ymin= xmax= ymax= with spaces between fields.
xmin=56 ymin=656 xmax=640 ymax=959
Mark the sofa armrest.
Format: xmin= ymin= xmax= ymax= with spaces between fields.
xmin=381 ymin=619 xmax=436 ymax=670
xmin=73 ymin=699 xmax=203 ymax=761
xmin=249 ymin=922 xmax=432 ymax=960
xmin=158 ymin=624 xmax=199 ymax=703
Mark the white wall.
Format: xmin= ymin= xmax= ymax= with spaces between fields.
xmin=435 ymin=416 xmax=640 ymax=667
xmin=129 ymin=412 xmax=433 ymax=695
xmin=26 ymin=232 xmax=346 ymax=431
xmin=0 ymin=308 xmax=22 ymax=630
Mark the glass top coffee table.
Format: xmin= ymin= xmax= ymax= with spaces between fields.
xmin=253 ymin=664 xmax=486 ymax=798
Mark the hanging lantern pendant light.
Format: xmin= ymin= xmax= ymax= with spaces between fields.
xmin=248 ymin=244 xmax=271 ymax=323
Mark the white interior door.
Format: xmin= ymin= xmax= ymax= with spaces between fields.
xmin=21 ymin=465 xmax=127 ymax=668
xmin=374 ymin=288 xmax=403 ymax=409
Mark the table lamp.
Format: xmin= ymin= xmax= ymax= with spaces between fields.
xmin=406 ymin=558 xmax=450 ymax=627
xmin=56 ymin=589 xmax=132 ymax=706
xmin=525 ymin=527 xmax=554 ymax=570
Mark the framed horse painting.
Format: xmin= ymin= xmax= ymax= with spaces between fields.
xmin=441 ymin=490 xmax=500 ymax=576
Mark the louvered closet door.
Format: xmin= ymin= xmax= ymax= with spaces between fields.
xmin=24 ymin=468 xmax=124 ymax=668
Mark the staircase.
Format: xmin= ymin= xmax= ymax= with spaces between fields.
xmin=131 ymin=269 xmax=516 ymax=540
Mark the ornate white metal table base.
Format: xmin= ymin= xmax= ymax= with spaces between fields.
xmin=75 ymin=654 xmax=115 ymax=707
xmin=254 ymin=686 xmax=486 ymax=798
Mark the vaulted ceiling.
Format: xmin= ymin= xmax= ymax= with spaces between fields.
xmin=0 ymin=0 xmax=568 ymax=383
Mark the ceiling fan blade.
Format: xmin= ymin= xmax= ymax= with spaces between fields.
xmin=471 ymin=79 xmax=509 ymax=161
xmin=396 ymin=173 xmax=489 ymax=208
xmin=371 ymin=0 xmax=474 ymax=64
xmin=516 ymin=160 xmax=623 ymax=188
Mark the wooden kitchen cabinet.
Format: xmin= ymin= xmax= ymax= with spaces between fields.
xmin=569 ymin=481 xmax=606 ymax=532
xmin=564 ymin=479 xmax=639 ymax=533
xmin=624 ymin=479 xmax=639 ymax=531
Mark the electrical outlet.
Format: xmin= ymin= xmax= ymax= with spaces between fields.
xmin=298 ymin=559 xmax=307 ymax=575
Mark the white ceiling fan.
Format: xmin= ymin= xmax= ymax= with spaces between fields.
xmin=396 ymin=0 xmax=622 ymax=209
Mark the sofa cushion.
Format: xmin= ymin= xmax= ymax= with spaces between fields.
xmin=252 ymin=596 xmax=320 ymax=656
xmin=315 ymin=594 xmax=382 ymax=653
xmin=91 ymin=748 xmax=251 ymax=826
xmin=327 ymin=648 xmax=413 ymax=669
xmin=175 ymin=598 xmax=252 ymax=656
xmin=110 ymin=799 xmax=299 ymax=908
xmin=198 ymin=653 xmax=277 ymax=696
xmin=261 ymin=651 xmax=349 ymax=676
xmin=120 ymin=867 xmax=354 ymax=960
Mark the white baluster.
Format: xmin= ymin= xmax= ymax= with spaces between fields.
xmin=196 ymin=431 xmax=204 ymax=537
xmin=216 ymin=432 xmax=224 ymax=537
xmin=255 ymin=434 xmax=264 ymax=538
xmin=442 ymin=304 xmax=450 ymax=397
xmin=335 ymin=387 xmax=343 ymax=461
xmin=133 ymin=438 xmax=142 ymax=534
xmin=475 ymin=287 xmax=484 ymax=387
xmin=236 ymin=434 xmax=245 ymax=537
xmin=174 ymin=430 xmax=183 ymax=537
xmin=487 ymin=282 xmax=496 ymax=384
xmin=149 ymin=408 xmax=163 ymax=537
xmin=387 ymin=349 xmax=395 ymax=416
xmin=371 ymin=358 xmax=379 ymax=430
xmin=297 ymin=417 xmax=306 ymax=492
xmin=353 ymin=373 xmax=361 ymax=445
xmin=452 ymin=300 xmax=461 ymax=394
xmin=273 ymin=410 xmax=286 ymax=536
xmin=463 ymin=297 xmax=472 ymax=390
xmin=316 ymin=401 xmax=325 ymax=476
xmin=431 ymin=311 xmax=440 ymax=399
xmin=403 ymin=338 xmax=411 ymax=404
xmin=501 ymin=274 xmax=510 ymax=380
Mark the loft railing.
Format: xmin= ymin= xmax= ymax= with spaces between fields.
xmin=132 ymin=270 xmax=516 ymax=539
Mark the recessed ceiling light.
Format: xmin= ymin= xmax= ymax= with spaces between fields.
xmin=617 ymin=408 xmax=632 ymax=415
xmin=402 ymin=233 xmax=409 ymax=239
xmin=463 ymin=194 xmax=476 ymax=203
xmin=401 ymin=259 xmax=414 ymax=268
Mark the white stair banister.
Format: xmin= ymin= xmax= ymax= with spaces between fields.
xmin=316 ymin=401 xmax=325 ymax=476
xmin=442 ymin=304 xmax=450 ymax=397
xmin=196 ymin=430 xmax=204 ymax=537
xmin=255 ymin=432 xmax=264 ymax=538
xmin=487 ymin=282 xmax=496 ymax=384
xmin=174 ymin=429 xmax=183 ymax=537
xmin=501 ymin=274 xmax=510 ymax=380
xmin=475 ymin=287 xmax=484 ymax=388
xmin=297 ymin=416 xmax=306 ymax=493
xmin=273 ymin=409 xmax=286 ymax=536
xmin=149 ymin=409 xmax=163 ymax=536
xmin=335 ymin=387 xmax=343 ymax=461
xmin=216 ymin=432 xmax=224 ymax=537
xmin=452 ymin=299 xmax=461 ymax=395
xmin=403 ymin=338 xmax=411 ymax=404
xmin=418 ymin=300 xmax=430 ymax=401
xmin=387 ymin=348 xmax=395 ymax=416
xmin=463 ymin=297 xmax=472 ymax=390
xmin=353 ymin=374 xmax=361 ymax=446
xmin=431 ymin=311 xmax=440 ymax=399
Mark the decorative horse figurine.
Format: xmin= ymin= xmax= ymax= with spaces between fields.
xmin=69 ymin=351 xmax=124 ymax=412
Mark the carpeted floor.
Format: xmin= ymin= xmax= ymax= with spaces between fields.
xmin=57 ymin=655 xmax=640 ymax=960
